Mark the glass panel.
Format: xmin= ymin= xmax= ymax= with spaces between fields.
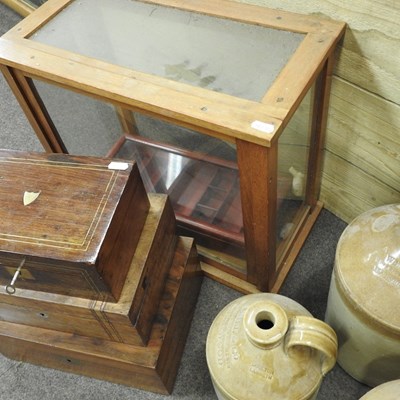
xmin=33 ymin=80 xmax=122 ymax=156
xmin=30 ymin=0 xmax=46 ymax=6
xmin=31 ymin=79 xmax=246 ymax=273
xmin=277 ymin=84 xmax=313 ymax=253
xmin=115 ymin=101 xmax=245 ymax=269
xmin=0 ymin=75 xmax=41 ymax=151
xmin=30 ymin=0 xmax=304 ymax=101
xmin=115 ymin=116 xmax=246 ymax=273
xmin=115 ymin=136 xmax=245 ymax=259
xmin=131 ymin=113 xmax=237 ymax=162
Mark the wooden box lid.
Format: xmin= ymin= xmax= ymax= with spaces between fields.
xmin=0 ymin=150 xmax=150 ymax=301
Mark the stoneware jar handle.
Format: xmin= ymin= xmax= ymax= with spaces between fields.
xmin=284 ymin=315 xmax=338 ymax=375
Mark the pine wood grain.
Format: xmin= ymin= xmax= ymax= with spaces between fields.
xmin=320 ymin=151 xmax=400 ymax=223
xmin=0 ymin=37 xmax=282 ymax=147
xmin=0 ymin=0 xmax=346 ymax=146
xmin=240 ymin=0 xmax=400 ymax=222
xmin=327 ymin=77 xmax=400 ymax=191
xmin=241 ymin=0 xmax=399 ymax=104
xmin=321 ymin=77 xmax=400 ymax=221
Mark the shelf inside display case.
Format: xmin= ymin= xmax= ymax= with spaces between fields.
xmin=108 ymin=134 xmax=296 ymax=265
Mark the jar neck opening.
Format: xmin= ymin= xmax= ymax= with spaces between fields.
xmin=243 ymin=301 xmax=289 ymax=349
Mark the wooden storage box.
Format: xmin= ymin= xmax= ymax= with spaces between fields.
xmin=0 ymin=150 xmax=203 ymax=392
xmin=0 ymin=235 xmax=203 ymax=394
xmin=0 ymin=151 xmax=179 ymax=346
xmin=0 ymin=150 xmax=150 ymax=302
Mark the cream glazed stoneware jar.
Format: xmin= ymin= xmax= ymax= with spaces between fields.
xmin=359 ymin=380 xmax=400 ymax=399
xmin=206 ymin=293 xmax=338 ymax=400
xmin=325 ymin=204 xmax=400 ymax=387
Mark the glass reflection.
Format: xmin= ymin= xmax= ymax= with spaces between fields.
xmin=32 ymin=79 xmax=121 ymax=156
xmin=277 ymin=84 xmax=313 ymax=253
xmin=165 ymin=153 xmax=185 ymax=191
xmin=31 ymin=78 xmax=245 ymax=270
xmin=30 ymin=0 xmax=304 ymax=101
xmin=115 ymin=134 xmax=246 ymax=268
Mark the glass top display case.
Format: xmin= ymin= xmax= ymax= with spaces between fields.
xmin=0 ymin=0 xmax=345 ymax=292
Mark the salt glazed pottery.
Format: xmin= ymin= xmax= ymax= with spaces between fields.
xmin=325 ymin=204 xmax=400 ymax=387
xmin=206 ymin=293 xmax=337 ymax=400
xmin=359 ymin=380 xmax=400 ymax=399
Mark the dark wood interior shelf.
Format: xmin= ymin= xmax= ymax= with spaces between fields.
xmin=108 ymin=134 xmax=245 ymax=254
xmin=108 ymin=134 xmax=293 ymax=260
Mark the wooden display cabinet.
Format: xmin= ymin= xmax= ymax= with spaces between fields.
xmin=0 ymin=0 xmax=345 ymax=292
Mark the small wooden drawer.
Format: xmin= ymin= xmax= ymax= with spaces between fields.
xmin=0 ymin=150 xmax=150 ymax=301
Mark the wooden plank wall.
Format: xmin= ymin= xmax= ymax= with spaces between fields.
xmin=239 ymin=0 xmax=400 ymax=223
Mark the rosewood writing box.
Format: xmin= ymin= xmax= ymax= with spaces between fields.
xmin=0 ymin=150 xmax=150 ymax=301
xmin=0 ymin=150 xmax=179 ymax=346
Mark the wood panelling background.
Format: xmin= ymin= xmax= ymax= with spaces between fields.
xmin=240 ymin=0 xmax=400 ymax=222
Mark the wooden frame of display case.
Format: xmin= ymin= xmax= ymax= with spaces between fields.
xmin=0 ymin=0 xmax=345 ymax=292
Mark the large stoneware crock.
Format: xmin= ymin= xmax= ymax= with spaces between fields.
xmin=206 ymin=293 xmax=337 ymax=400
xmin=325 ymin=204 xmax=400 ymax=387
xmin=359 ymin=380 xmax=400 ymax=399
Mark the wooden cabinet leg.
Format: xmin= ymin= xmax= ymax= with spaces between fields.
xmin=1 ymin=66 xmax=66 ymax=153
xmin=0 ymin=0 xmax=35 ymax=17
xmin=115 ymin=106 xmax=140 ymax=137
xmin=236 ymin=139 xmax=277 ymax=291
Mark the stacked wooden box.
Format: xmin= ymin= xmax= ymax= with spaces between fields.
xmin=0 ymin=150 xmax=202 ymax=394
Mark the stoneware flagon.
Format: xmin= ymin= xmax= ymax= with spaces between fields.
xmin=206 ymin=293 xmax=337 ymax=400
xmin=325 ymin=204 xmax=400 ymax=387
xmin=359 ymin=380 xmax=400 ymax=399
